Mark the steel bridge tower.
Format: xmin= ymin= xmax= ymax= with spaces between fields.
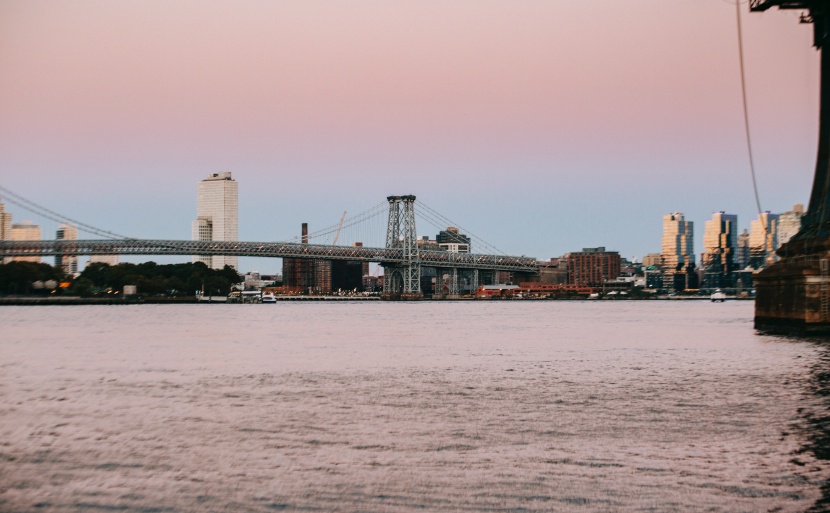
xmin=382 ymin=195 xmax=422 ymax=299
xmin=752 ymin=1 xmax=830 ymax=334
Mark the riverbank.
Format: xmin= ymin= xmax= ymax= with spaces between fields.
xmin=0 ymin=294 xmax=753 ymax=305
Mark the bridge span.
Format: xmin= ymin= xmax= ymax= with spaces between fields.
xmin=0 ymin=193 xmax=539 ymax=298
xmin=0 ymin=239 xmax=539 ymax=273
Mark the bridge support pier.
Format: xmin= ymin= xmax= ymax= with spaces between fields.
xmin=753 ymin=2 xmax=830 ymax=334
xmin=382 ymin=195 xmax=423 ymax=300
xmin=434 ymin=268 xmax=460 ymax=299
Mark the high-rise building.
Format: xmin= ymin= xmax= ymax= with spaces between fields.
xmin=778 ymin=203 xmax=805 ymax=246
xmin=661 ymin=213 xmax=694 ymax=271
xmin=192 ymin=172 xmax=238 ymax=270
xmin=11 ymin=221 xmax=41 ymax=263
xmin=55 ymin=223 xmax=78 ymax=275
xmin=749 ymin=212 xmax=780 ymax=269
xmin=661 ymin=213 xmax=695 ymax=290
xmin=0 ymin=200 xmax=11 ymax=241
xmin=701 ymin=212 xmax=738 ymax=288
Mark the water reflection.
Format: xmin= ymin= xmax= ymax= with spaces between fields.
xmin=798 ymin=338 xmax=830 ymax=512
xmin=3 ymin=302 xmax=830 ymax=511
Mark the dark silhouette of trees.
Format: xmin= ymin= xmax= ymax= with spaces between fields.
xmin=0 ymin=261 xmax=242 ymax=297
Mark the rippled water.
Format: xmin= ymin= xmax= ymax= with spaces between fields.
xmin=2 ymin=301 xmax=830 ymax=512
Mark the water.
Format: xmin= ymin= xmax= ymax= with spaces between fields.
xmin=1 ymin=301 xmax=830 ymax=512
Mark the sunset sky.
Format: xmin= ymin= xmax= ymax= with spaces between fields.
xmin=0 ymin=1 xmax=820 ymax=272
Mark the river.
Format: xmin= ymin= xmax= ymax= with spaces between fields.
xmin=1 ymin=301 xmax=829 ymax=512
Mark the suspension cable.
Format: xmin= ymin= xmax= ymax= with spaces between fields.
xmin=736 ymin=1 xmax=764 ymax=217
xmin=418 ymin=200 xmax=508 ymax=255
xmin=0 ymin=184 xmax=132 ymax=239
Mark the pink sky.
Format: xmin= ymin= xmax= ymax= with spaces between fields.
xmin=0 ymin=1 xmax=820 ymax=270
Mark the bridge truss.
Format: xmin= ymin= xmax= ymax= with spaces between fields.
xmin=0 ymin=239 xmax=539 ymax=273
xmin=0 ymin=193 xmax=540 ymax=298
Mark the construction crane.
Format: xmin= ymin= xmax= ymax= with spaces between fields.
xmin=332 ymin=211 xmax=347 ymax=246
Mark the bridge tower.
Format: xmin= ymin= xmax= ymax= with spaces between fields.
xmin=752 ymin=1 xmax=830 ymax=333
xmin=382 ymin=195 xmax=423 ymax=300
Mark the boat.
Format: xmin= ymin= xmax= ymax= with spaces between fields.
xmin=261 ymin=293 xmax=276 ymax=303
xmin=711 ymin=289 xmax=726 ymax=302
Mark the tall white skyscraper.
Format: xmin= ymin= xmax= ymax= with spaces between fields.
xmin=55 ymin=223 xmax=79 ymax=275
xmin=192 ymin=172 xmax=238 ymax=270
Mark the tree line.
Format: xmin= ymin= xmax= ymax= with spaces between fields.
xmin=0 ymin=261 xmax=241 ymax=297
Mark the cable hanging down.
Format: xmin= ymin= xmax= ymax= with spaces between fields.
xmin=0 ymin=184 xmax=133 ymax=240
xmin=736 ymin=1 xmax=765 ymax=217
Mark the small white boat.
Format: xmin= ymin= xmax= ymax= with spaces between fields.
xmin=711 ymin=289 xmax=726 ymax=302
xmin=261 ymin=293 xmax=276 ymax=303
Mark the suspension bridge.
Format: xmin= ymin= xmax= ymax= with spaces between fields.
xmin=0 ymin=190 xmax=539 ymax=299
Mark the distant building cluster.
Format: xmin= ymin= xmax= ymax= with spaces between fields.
xmin=648 ymin=204 xmax=805 ymax=292
xmin=0 ymin=198 xmax=118 ymax=273
xmin=521 ymin=204 xmax=806 ymax=296
xmin=0 ymin=172 xmax=810 ymax=297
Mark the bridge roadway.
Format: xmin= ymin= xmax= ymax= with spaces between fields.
xmin=0 ymin=239 xmax=540 ymax=273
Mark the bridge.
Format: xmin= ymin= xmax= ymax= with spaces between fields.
xmin=0 ymin=193 xmax=540 ymax=299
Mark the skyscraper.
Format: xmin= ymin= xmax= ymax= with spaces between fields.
xmin=192 ymin=172 xmax=238 ymax=270
xmin=749 ymin=212 xmax=780 ymax=269
xmin=661 ymin=213 xmax=695 ymax=290
xmin=661 ymin=213 xmax=694 ymax=271
xmin=702 ymin=212 xmax=738 ymax=288
xmin=55 ymin=223 xmax=78 ymax=275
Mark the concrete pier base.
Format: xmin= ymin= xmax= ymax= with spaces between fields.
xmin=754 ymin=251 xmax=830 ymax=335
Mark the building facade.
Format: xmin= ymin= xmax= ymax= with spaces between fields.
xmin=778 ymin=203 xmax=805 ymax=246
xmin=192 ymin=172 xmax=238 ymax=270
xmin=89 ymin=254 xmax=120 ymax=266
xmin=55 ymin=223 xmax=79 ymax=275
xmin=737 ymin=229 xmax=750 ymax=269
xmin=0 ymin=200 xmax=11 ymax=241
xmin=11 ymin=221 xmax=41 ymax=263
xmin=661 ymin=212 xmax=695 ymax=290
xmin=642 ymin=253 xmax=662 ymax=268
xmin=701 ymin=212 xmax=738 ymax=288
xmin=748 ymin=211 xmax=780 ymax=269
xmin=566 ymin=247 xmax=621 ymax=287
xmin=437 ymin=227 xmax=471 ymax=253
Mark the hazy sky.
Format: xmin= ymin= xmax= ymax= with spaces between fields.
xmin=0 ymin=1 xmax=820 ymax=272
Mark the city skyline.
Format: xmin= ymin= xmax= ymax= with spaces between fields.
xmin=0 ymin=1 xmax=820 ymax=272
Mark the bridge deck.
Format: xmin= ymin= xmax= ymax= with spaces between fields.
xmin=0 ymin=240 xmax=540 ymax=273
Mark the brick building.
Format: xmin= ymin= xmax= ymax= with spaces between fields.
xmin=566 ymin=247 xmax=621 ymax=287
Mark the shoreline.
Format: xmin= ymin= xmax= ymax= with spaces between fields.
xmin=0 ymin=295 xmax=754 ymax=305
